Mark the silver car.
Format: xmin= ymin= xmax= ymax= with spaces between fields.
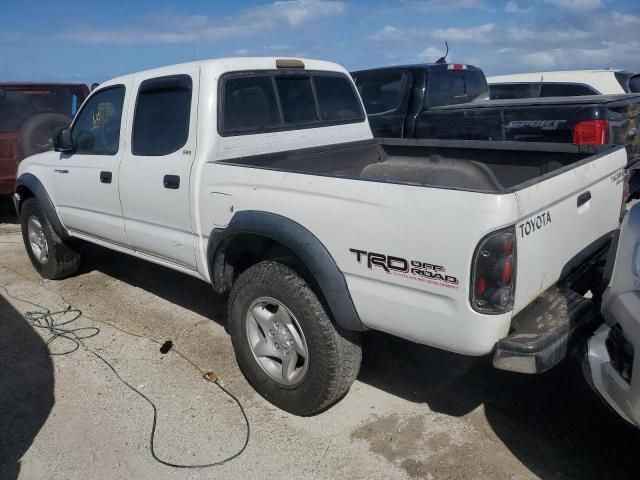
xmin=587 ymin=201 xmax=640 ymax=426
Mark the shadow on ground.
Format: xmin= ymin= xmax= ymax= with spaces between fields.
xmin=0 ymin=295 xmax=54 ymax=479
xmin=76 ymin=246 xmax=640 ymax=479
xmin=0 ymin=198 xmax=18 ymax=225
xmin=79 ymin=243 xmax=228 ymax=326
xmin=359 ymin=331 xmax=640 ymax=479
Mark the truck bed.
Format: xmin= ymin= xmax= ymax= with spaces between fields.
xmin=217 ymin=138 xmax=611 ymax=193
xmin=432 ymin=93 xmax=640 ymax=110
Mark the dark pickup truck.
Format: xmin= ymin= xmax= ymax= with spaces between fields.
xmin=0 ymin=83 xmax=89 ymax=195
xmin=351 ymin=63 xmax=640 ymax=195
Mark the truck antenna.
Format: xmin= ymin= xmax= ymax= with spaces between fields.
xmin=435 ymin=42 xmax=449 ymax=64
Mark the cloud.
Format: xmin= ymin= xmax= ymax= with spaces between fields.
xmin=402 ymin=0 xmax=486 ymax=11
xmin=368 ymin=23 xmax=495 ymax=44
xmin=504 ymin=1 xmax=533 ymax=13
xmin=367 ymin=8 xmax=640 ymax=74
xmin=419 ymin=46 xmax=447 ymax=61
xmin=431 ymin=23 xmax=495 ymax=42
xmin=543 ymin=0 xmax=602 ymax=10
xmin=60 ymin=0 xmax=345 ymax=44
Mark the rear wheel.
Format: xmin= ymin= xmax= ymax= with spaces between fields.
xmin=228 ymin=260 xmax=362 ymax=415
xmin=19 ymin=198 xmax=81 ymax=279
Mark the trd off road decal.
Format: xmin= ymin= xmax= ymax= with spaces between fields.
xmin=518 ymin=210 xmax=552 ymax=238
xmin=349 ymin=249 xmax=459 ymax=289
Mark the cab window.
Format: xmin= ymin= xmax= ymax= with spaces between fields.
xmin=427 ymin=70 xmax=489 ymax=108
xmin=355 ymin=73 xmax=405 ymax=115
xmin=132 ymin=75 xmax=192 ymax=156
xmin=540 ymin=83 xmax=599 ymax=97
xmin=71 ymin=86 xmax=125 ymax=155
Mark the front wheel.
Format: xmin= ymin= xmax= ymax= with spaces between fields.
xmin=19 ymin=198 xmax=81 ymax=279
xmin=228 ymin=260 xmax=362 ymax=416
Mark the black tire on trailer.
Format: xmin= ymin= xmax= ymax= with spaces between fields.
xmin=19 ymin=198 xmax=81 ymax=280
xmin=228 ymin=260 xmax=362 ymax=416
xmin=19 ymin=113 xmax=72 ymax=158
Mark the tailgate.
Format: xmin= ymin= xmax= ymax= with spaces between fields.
xmin=512 ymin=146 xmax=628 ymax=314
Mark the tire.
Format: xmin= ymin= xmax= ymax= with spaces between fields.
xmin=228 ymin=260 xmax=362 ymax=416
xmin=19 ymin=198 xmax=81 ymax=279
xmin=19 ymin=113 xmax=72 ymax=158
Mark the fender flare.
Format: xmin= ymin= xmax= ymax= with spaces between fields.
xmin=14 ymin=173 xmax=69 ymax=240
xmin=207 ymin=210 xmax=365 ymax=332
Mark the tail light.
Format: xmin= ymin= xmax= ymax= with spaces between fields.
xmin=470 ymin=227 xmax=517 ymax=314
xmin=621 ymin=170 xmax=630 ymax=221
xmin=573 ymin=119 xmax=609 ymax=145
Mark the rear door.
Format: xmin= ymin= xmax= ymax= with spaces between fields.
xmin=119 ymin=67 xmax=199 ymax=269
xmin=512 ymin=146 xmax=628 ymax=314
xmin=353 ymin=71 xmax=410 ymax=137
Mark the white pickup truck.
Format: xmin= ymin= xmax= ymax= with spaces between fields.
xmin=13 ymin=57 xmax=637 ymax=415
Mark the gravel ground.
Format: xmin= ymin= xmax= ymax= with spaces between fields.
xmin=1 ymin=199 xmax=639 ymax=480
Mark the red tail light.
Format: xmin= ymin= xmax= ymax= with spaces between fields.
xmin=471 ymin=227 xmax=517 ymax=314
xmin=573 ymin=119 xmax=609 ymax=145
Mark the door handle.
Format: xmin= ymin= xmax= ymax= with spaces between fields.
xmin=163 ymin=175 xmax=180 ymax=189
xmin=100 ymin=171 xmax=112 ymax=184
xmin=577 ymin=191 xmax=591 ymax=207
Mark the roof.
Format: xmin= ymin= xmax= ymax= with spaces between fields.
xmin=351 ymin=63 xmax=482 ymax=75
xmin=486 ymin=69 xmax=637 ymax=95
xmin=0 ymin=82 xmax=88 ymax=88
xmin=101 ymin=57 xmax=350 ymax=88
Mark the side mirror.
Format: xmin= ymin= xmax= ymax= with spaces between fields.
xmin=54 ymin=127 xmax=74 ymax=153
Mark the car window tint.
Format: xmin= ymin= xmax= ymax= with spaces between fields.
xmin=489 ymin=83 xmax=541 ymax=99
xmin=451 ymin=77 xmax=466 ymax=98
xmin=465 ymin=71 xmax=490 ymax=102
xmin=276 ymin=77 xmax=317 ymax=124
xmin=314 ymin=75 xmax=363 ymax=121
xmin=355 ymin=74 xmax=404 ymax=115
xmin=628 ymin=75 xmax=640 ymax=93
xmin=72 ymin=86 xmax=125 ymax=155
xmin=540 ymin=83 xmax=599 ymax=97
xmin=132 ymin=75 xmax=192 ymax=156
xmin=223 ymin=75 xmax=281 ymax=133
xmin=0 ymin=86 xmax=88 ymax=133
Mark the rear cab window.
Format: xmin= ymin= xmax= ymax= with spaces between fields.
xmin=540 ymin=83 xmax=599 ymax=97
xmin=0 ymin=85 xmax=88 ymax=133
xmin=628 ymin=75 xmax=640 ymax=93
xmin=354 ymin=73 xmax=406 ymax=115
xmin=426 ymin=69 xmax=489 ymax=108
xmin=489 ymin=83 xmax=541 ymax=100
xmin=219 ymin=70 xmax=364 ymax=136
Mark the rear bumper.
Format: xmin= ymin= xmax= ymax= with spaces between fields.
xmin=494 ymin=286 xmax=599 ymax=373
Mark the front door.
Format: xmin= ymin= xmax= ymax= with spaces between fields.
xmin=51 ymin=82 xmax=131 ymax=246
xmin=119 ymin=69 xmax=199 ymax=269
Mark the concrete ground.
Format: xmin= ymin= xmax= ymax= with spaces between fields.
xmin=1 ymin=199 xmax=639 ymax=480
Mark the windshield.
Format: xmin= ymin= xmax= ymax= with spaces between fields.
xmin=0 ymin=86 xmax=88 ymax=133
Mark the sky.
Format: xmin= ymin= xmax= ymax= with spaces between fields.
xmin=1 ymin=0 xmax=638 ymax=84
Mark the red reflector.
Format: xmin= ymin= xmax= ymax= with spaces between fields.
xmin=503 ymin=236 xmax=513 ymax=255
xmin=573 ymin=120 xmax=609 ymax=145
xmin=502 ymin=258 xmax=513 ymax=285
xmin=476 ymin=277 xmax=487 ymax=296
